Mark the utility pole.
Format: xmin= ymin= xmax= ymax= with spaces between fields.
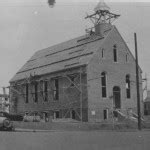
xmin=79 ymin=68 xmax=83 ymax=122
xmin=134 ymin=33 xmax=141 ymax=130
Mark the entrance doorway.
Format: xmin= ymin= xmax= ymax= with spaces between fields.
xmin=113 ymin=86 xmax=121 ymax=109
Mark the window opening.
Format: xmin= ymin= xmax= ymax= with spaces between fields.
xmin=126 ymin=75 xmax=131 ymax=98
xmin=54 ymin=78 xmax=59 ymax=100
xmin=113 ymin=45 xmax=117 ymax=62
xmin=101 ymin=72 xmax=107 ymax=98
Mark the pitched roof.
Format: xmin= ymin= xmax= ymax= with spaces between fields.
xmin=10 ymin=26 xmax=113 ymax=82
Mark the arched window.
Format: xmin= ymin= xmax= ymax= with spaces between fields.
xmin=101 ymin=72 xmax=107 ymax=98
xmin=113 ymin=44 xmax=117 ymax=62
xmin=126 ymin=75 xmax=131 ymax=98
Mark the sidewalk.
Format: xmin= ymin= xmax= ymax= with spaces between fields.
xmin=14 ymin=127 xmax=150 ymax=133
xmin=14 ymin=128 xmax=54 ymax=132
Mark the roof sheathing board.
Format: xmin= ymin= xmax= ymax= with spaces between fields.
xmin=10 ymin=28 xmax=112 ymax=82
xmin=17 ymin=36 xmax=104 ymax=74
xmin=30 ymin=35 xmax=85 ymax=60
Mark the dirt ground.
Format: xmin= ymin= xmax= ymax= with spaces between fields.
xmin=0 ymin=130 xmax=150 ymax=150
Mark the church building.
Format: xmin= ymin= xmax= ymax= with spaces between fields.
xmin=9 ymin=1 xmax=143 ymax=122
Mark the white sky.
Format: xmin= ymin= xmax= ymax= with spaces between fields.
xmin=71 ymin=0 xmax=150 ymax=2
xmin=0 ymin=0 xmax=150 ymax=4
xmin=0 ymin=0 xmax=150 ymax=93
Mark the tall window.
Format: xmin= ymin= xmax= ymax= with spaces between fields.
xmin=34 ymin=82 xmax=38 ymax=103
xmin=101 ymin=72 xmax=107 ymax=98
xmin=126 ymin=75 xmax=131 ymax=98
xmin=25 ymin=84 xmax=29 ymax=103
xmin=44 ymin=81 xmax=48 ymax=102
xmin=102 ymin=48 xmax=105 ymax=58
xmin=113 ymin=44 xmax=117 ymax=62
xmin=54 ymin=78 xmax=59 ymax=100
xmin=103 ymin=109 xmax=108 ymax=120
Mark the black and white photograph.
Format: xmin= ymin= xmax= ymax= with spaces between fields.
xmin=0 ymin=0 xmax=150 ymax=149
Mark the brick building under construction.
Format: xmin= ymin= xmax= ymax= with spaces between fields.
xmin=9 ymin=2 xmax=142 ymax=122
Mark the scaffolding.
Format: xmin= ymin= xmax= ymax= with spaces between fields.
xmin=9 ymin=67 xmax=87 ymax=122
xmin=85 ymin=1 xmax=120 ymax=34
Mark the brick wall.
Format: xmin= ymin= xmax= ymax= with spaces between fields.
xmin=87 ymin=27 xmax=143 ymax=122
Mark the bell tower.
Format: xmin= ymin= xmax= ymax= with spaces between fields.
xmin=85 ymin=0 xmax=120 ymax=35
